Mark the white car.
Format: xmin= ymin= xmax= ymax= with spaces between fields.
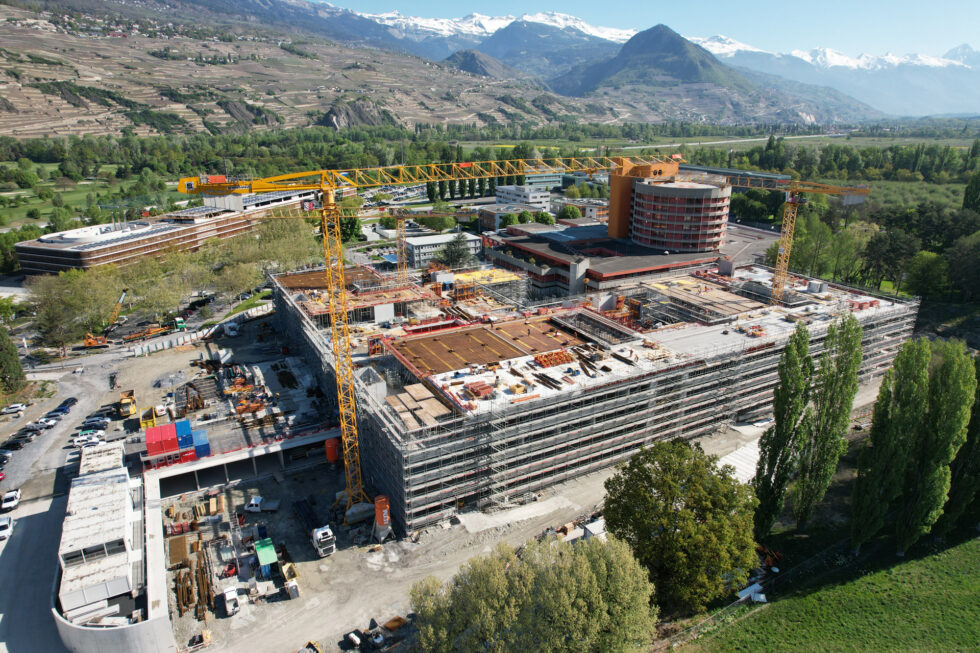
xmin=1 ymin=404 xmax=26 ymax=415
xmin=79 ymin=440 xmax=102 ymax=449
xmin=36 ymin=418 xmax=58 ymax=428
xmin=1 ymin=489 xmax=20 ymax=511
xmin=0 ymin=515 xmax=11 ymax=539
xmin=72 ymin=435 xmax=103 ymax=448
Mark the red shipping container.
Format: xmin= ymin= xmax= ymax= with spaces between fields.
xmin=161 ymin=423 xmax=179 ymax=453
xmin=145 ymin=426 xmax=165 ymax=456
xmin=180 ymin=450 xmax=197 ymax=463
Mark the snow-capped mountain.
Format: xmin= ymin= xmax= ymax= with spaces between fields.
xmin=358 ymin=11 xmax=514 ymax=39
xmin=358 ymin=10 xmax=636 ymax=44
xmin=688 ymin=34 xmax=980 ymax=115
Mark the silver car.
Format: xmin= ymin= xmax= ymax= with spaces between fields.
xmin=0 ymin=515 xmax=12 ymax=540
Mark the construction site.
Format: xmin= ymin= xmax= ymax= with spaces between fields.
xmin=274 ymin=261 xmax=919 ymax=534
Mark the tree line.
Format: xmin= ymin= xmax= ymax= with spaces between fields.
xmin=685 ymin=135 xmax=980 ymax=184
xmin=758 ymin=174 xmax=980 ymax=301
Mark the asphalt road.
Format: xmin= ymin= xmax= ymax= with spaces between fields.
xmin=0 ymin=351 xmax=122 ymax=653
xmin=0 ymin=495 xmax=69 ymax=653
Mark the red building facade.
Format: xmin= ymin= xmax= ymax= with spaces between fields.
xmin=630 ymin=178 xmax=731 ymax=253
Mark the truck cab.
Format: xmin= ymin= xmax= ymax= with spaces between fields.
xmin=311 ymin=526 xmax=336 ymax=557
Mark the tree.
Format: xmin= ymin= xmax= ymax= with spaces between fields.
xmin=434 ymin=233 xmax=474 ymax=269
xmin=0 ymin=327 xmax=25 ymax=395
xmin=438 ymin=180 xmax=447 ymax=201
xmin=28 ymin=271 xmax=90 ymax=354
xmin=411 ymin=537 xmax=657 ymax=653
xmin=498 ymin=213 xmax=518 ymax=228
xmin=565 ymin=185 xmax=581 ymax=199
xmin=895 ymin=339 xmax=976 ymax=553
xmin=517 ymin=210 xmax=532 ymax=224
xmin=556 ymin=205 xmax=582 ymax=221
xmin=791 ymin=314 xmax=863 ymax=529
xmin=534 ymin=211 xmax=554 ymax=225
xmin=425 ymin=181 xmax=436 ymax=203
xmin=753 ymin=322 xmax=813 ymax=540
xmin=935 ymin=356 xmax=980 ymax=536
xmin=964 ymin=170 xmax=980 ymax=213
xmin=946 ymin=230 xmax=980 ymax=301
xmin=904 ymin=250 xmax=950 ymax=299
xmin=604 ymin=440 xmax=757 ymax=614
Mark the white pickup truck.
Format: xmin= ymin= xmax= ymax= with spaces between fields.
xmin=244 ymin=496 xmax=281 ymax=513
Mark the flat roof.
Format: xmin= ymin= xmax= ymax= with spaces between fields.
xmin=499 ymin=233 xmax=716 ymax=278
xmin=79 ymin=442 xmax=125 ymax=476
xmin=478 ymin=203 xmax=541 ymax=214
xmin=60 ymin=468 xmax=131 ymax=556
xmin=407 ymin=233 xmax=481 ymax=247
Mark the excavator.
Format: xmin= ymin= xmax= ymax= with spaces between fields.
xmin=83 ymin=288 xmax=128 ymax=348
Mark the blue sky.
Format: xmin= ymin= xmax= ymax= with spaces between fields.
xmin=335 ymin=0 xmax=979 ymax=56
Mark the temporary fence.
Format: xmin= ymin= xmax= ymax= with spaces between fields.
xmin=129 ymin=304 xmax=274 ymax=357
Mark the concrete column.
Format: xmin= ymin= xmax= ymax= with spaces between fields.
xmin=223 ymin=463 xmax=229 ymax=483
xmin=252 ymin=457 xmax=258 ymax=476
xmin=193 ymin=470 xmax=200 ymax=490
xmin=277 ymin=450 xmax=285 ymax=469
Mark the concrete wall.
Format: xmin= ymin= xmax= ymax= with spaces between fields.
xmin=53 ymin=608 xmax=177 ymax=653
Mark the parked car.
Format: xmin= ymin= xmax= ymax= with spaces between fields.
xmin=0 ymin=451 xmax=12 ymax=464
xmin=59 ymin=397 xmax=78 ymax=408
xmin=49 ymin=406 xmax=70 ymax=416
xmin=21 ymin=422 xmax=43 ymax=432
xmin=43 ymin=412 xmax=64 ymax=421
xmin=0 ymin=515 xmax=11 ymax=539
xmin=78 ymin=429 xmax=106 ymax=438
xmin=0 ymin=471 xmax=5 ymax=482
xmin=1 ymin=439 xmax=24 ymax=451
xmin=1 ymin=403 xmax=26 ymax=415
xmin=79 ymin=440 xmax=102 ymax=449
xmin=1 ymin=489 xmax=20 ymax=512
xmin=36 ymin=418 xmax=58 ymax=429
xmin=71 ymin=435 xmax=102 ymax=448
xmin=81 ymin=418 xmax=110 ymax=429
xmin=12 ymin=432 xmax=35 ymax=443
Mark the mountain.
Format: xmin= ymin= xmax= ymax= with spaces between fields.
xmin=690 ymin=35 xmax=980 ymax=116
xmin=551 ymin=24 xmax=752 ymax=96
xmin=549 ymin=25 xmax=878 ymax=124
xmin=442 ymin=50 xmax=522 ymax=80
xmin=475 ymin=20 xmax=621 ymax=79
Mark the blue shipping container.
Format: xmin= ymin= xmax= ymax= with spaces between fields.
xmin=194 ymin=443 xmax=210 ymax=458
xmin=175 ymin=420 xmax=192 ymax=438
xmin=191 ymin=430 xmax=208 ymax=446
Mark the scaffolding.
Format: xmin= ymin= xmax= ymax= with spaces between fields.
xmin=271 ymin=267 xmax=920 ymax=535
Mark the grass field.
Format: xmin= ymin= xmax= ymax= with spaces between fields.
xmin=690 ymin=536 xmax=980 ymax=652
xmin=0 ymin=163 xmax=183 ymax=229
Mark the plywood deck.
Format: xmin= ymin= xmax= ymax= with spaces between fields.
xmin=491 ymin=319 xmax=584 ymax=354
xmin=390 ymin=326 xmax=526 ymax=375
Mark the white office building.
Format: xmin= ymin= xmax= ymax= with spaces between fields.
xmin=406 ymin=233 xmax=482 ymax=268
xmin=495 ymin=185 xmax=550 ymax=212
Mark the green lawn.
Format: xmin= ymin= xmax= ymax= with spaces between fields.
xmin=223 ymin=289 xmax=271 ymax=318
xmin=692 ymin=536 xmax=980 ymax=652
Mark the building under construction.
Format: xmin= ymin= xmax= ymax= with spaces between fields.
xmin=274 ymin=260 xmax=918 ymax=535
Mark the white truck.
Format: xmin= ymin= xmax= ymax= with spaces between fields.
xmin=294 ymin=499 xmax=336 ymax=557
xmin=222 ymin=587 xmax=240 ymax=616
xmin=244 ymin=496 xmax=281 ymax=513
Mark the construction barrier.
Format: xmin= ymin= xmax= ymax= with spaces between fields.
xmin=130 ymin=303 xmax=274 ymax=357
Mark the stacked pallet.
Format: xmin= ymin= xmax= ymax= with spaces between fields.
xmin=385 ymin=383 xmax=453 ymax=428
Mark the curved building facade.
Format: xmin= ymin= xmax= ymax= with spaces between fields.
xmin=630 ymin=179 xmax=731 ymax=253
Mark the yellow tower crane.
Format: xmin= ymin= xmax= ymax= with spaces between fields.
xmin=177 ymin=155 xmax=866 ymax=511
xmin=719 ymin=176 xmax=869 ymax=304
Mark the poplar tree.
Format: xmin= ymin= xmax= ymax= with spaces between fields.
xmin=792 ymin=314 xmax=863 ymax=528
xmin=896 ymin=339 xmax=976 ymax=554
xmin=935 ymin=356 xmax=980 ymax=536
xmin=851 ymin=339 xmax=930 ymax=553
xmin=753 ymin=321 xmax=812 ymax=540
